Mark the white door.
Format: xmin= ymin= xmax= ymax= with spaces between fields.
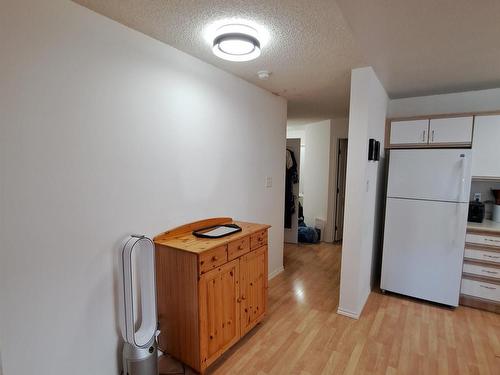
xmin=390 ymin=119 xmax=429 ymax=145
xmin=429 ymin=117 xmax=473 ymax=144
xmin=387 ymin=149 xmax=472 ymax=203
xmin=381 ymin=198 xmax=468 ymax=306
xmin=284 ymin=138 xmax=300 ymax=243
xmin=472 ymin=115 xmax=500 ymax=178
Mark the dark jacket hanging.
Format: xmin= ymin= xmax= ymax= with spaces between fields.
xmin=284 ymin=148 xmax=299 ymax=228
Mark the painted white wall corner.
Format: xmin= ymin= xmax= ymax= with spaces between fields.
xmin=337 ymin=67 xmax=388 ymax=319
xmin=0 ymin=0 xmax=286 ymax=374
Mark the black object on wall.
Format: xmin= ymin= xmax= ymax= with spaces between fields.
xmin=368 ymin=138 xmax=375 ymax=161
xmin=368 ymin=138 xmax=380 ymax=162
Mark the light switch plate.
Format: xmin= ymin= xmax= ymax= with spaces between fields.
xmin=266 ymin=177 xmax=272 ymax=188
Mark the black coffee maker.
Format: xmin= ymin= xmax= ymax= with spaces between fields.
xmin=468 ymin=198 xmax=485 ymax=223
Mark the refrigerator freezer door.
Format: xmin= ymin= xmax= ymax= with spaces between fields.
xmin=381 ymin=198 xmax=468 ymax=306
xmin=387 ymin=149 xmax=472 ymax=203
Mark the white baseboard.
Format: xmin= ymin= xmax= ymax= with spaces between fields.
xmin=336 ymin=307 xmax=360 ymax=320
xmin=337 ymin=290 xmax=371 ymax=320
xmin=268 ymin=265 xmax=285 ymax=280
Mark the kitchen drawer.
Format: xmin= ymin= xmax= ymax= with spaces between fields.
xmin=462 ymin=262 xmax=500 ymax=280
xmin=227 ymin=236 xmax=250 ymax=261
xmin=464 ymin=248 xmax=500 ymax=264
xmin=250 ymin=230 xmax=268 ymax=250
xmin=199 ymin=245 xmax=227 ymax=275
xmin=466 ymin=233 xmax=500 ymax=248
xmin=461 ymin=278 xmax=500 ymax=302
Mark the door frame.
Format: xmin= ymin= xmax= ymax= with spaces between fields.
xmin=284 ymin=138 xmax=301 ymax=243
xmin=334 ymin=138 xmax=348 ymax=242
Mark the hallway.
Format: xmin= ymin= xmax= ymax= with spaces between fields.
xmin=161 ymin=242 xmax=500 ymax=374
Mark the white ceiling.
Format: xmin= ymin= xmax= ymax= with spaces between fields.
xmin=73 ymin=0 xmax=366 ymax=123
xmin=336 ymin=0 xmax=500 ymax=98
xmin=73 ymin=0 xmax=500 ymax=122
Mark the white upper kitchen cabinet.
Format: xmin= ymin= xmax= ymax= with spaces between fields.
xmin=390 ymin=119 xmax=429 ymax=145
xmin=429 ymin=116 xmax=473 ymax=144
xmin=472 ymin=115 xmax=500 ymax=178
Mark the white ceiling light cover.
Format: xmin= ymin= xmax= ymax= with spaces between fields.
xmin=212 ymin=24 xmax=262 ymax=62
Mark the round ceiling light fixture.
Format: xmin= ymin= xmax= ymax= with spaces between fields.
xmin=212 ymin=24 xmax=261 ymax=62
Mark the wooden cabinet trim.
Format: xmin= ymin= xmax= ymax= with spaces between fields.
xmin=465 ymin=243 xmax=500 ymax=253
xmin=459 ymin=294 xmax=500 ymax=313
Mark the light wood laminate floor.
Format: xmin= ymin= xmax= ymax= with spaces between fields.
xmin=160 ymin=242 xmax=500 ymax=374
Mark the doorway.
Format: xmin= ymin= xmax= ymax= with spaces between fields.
xmin=334 ymin=138 xmax=348 ymax=242
xmin=284 ymin=138 xmax=301 ymax=243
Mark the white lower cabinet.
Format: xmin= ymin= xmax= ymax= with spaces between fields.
xmin=462 ymin=262 xmax=500 ymax=280
xmin=460 ymin=228 xmax=500 ymax=312
xmin=461 ymin=278 xmax=500 ymax=302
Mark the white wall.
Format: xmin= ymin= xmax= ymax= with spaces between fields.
xmin=338 ymin=67 xmax=388 ymax=319
xmin=302 ymin=121 xmax=331 ymax=232
xmin=388 ymin=88 xmax=500 ymax=118
xmin=0 ymin=1 xmax=287 ymax=374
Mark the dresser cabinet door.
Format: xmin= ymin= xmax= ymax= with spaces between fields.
xmin=199 ymin=259 xmax=240 ymax=367
xmin=239 ymin=246 xmax=268 ymax=336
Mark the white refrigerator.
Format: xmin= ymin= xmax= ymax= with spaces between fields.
xmin=380 ymin=149 xmax=472 ymax=306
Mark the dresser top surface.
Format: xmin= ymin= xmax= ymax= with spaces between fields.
xmin=154 ymin=218 xmax=270 ymax=254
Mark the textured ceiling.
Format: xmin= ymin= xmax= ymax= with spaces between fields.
xmin=336 ymin=0 xmax=500 ymax=98
xmin=72 ymin=0 xmax=366 ymax=122
xmin=72 ymin=0 xmax=500 ymax=122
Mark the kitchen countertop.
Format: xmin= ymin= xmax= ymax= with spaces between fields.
xmin=467 ymin=219 xmax=500 ymax=234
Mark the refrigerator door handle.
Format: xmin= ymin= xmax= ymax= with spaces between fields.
xmin=460 ymin=153 xmax=466 ymax=202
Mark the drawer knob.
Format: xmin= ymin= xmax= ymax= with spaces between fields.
xmin=238 ymin=245 xmax=244 ymax=250
xmin=212 ymin=256 xmax=218 ymax=261
xmin=483 ymin=254 xmax=500 ymax=259
xmin=258 ymin=237 xmax=263 ymax=242
xmin=485 ymin=238 xmax=500 ymax=244
xmin=480 ymin=284 xmax=496 ymax=290
xmin=481 ymin=269 xmax=498 ymax=275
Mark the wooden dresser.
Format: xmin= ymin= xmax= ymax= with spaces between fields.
xmin=460 ymin=220 xmax=500 ymax=313
xmin=154 ymin=218 xmax=270 ymax=374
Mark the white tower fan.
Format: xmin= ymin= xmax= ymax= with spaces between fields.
xmin=120 ymin=235 xmax=158 ymax=375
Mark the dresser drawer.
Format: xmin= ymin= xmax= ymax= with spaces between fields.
xmin=466 ymin=233 xmax=500 ymax=248
xmin=199 ymin=245 xmax=227 ymax=275
xmin=464 ymin=247 xmax=500 ymax=264
xmin=227 ymin=237 xmax=250 ymax=261
xmin=461 ymin=278 xmax=500 ymax=302
xmin=250 ymin=230 xmax=268 ymax=250
xmin=462 ymin=262 xmax=500 ymax=280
